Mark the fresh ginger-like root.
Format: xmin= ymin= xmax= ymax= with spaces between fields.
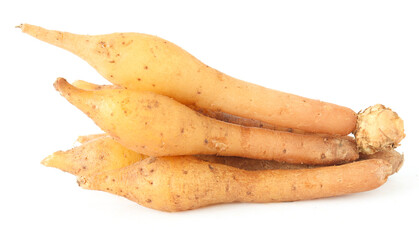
xmin=42 ymin=134 xmax=400 ymax=211
xmin=72 ymin=80 xmax=305 ymax=133
xmin=20 ymin=24 xmax=357 ymax=135
xmin=74 ymin=133 xmax=403 ymax=174
xmin=77 ymin=156 xmax=392 ymax=212
xmin=355 ymin=104 xmax=405 ymax=155
xmin=54 ymin=78 xmax=358 ymax=165
xmin=44 ymin=134 xmax=315 ymax=176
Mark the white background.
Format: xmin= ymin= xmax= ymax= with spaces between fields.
xmin=1 ymin=0 xmax=418 ymax=239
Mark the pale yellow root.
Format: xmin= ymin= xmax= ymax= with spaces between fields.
xmin=54 ymin=78 xmax=358 ymax=165
xmin=76 ymin=133 xmax=108 ymax=144
xmin=56 ymin=133 xmax=404 ymax=174
xmin=72 ymin=80 xmax=305 ymax=133
xmin=43 ymin=134 xmax=400 ymax=212
xmin=21 ymin=24 xmax=357 ymax=135
xmin=44 ymin=135 xmax=315 ymax=176
xmin=72 ymin=80 xmax=121 ymax=91
xmin=78 ymin=156 xmax=392 ymax=212
xmin=42 ymin=135 xmax=147 ymax=176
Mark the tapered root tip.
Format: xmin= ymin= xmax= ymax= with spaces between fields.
xmin=16 ymin=23 xmax=31 ymax=32
xmin=41 ymin=151 xmax=64 ymax=168
xmin=41 ymin=155 xmax=52 ymax=166
xmin=76 ymin=133 xmax=107 ymax=144
xmin=54 ymin=77 xmax=84 ymax=98
xmin=53 ymin=77 xmax=68 ymax=91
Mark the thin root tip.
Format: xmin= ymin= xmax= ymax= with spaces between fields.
xmin=40 ymin=155 xmax=52 ymax=166
xmin=15 ymin=24 xmax=23 ymax=29
xmin=41 ymin=151 xmax=63 ymax=167
xmin=54 ymin=77 xmax=88 ymax=100
xmin=53 ymin=77 xmax=68 ymax=91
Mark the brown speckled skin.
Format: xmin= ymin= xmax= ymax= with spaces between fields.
xmin=21 ymin=24 xmax=357 ymax=135
xmin=56 ymin=133 xmax=404 ymax=175
xmin=72 ymin=80 xmax=301 ymax=133
xmin=50 ymin=134 xmax=314 ymax=173
xmin=54 ymin=78 xmax=358 ymax=165
xmin=43 ymin=135 xmax=398 ymax=212
xmin=78 ymin=156 xmax=392 ymax=212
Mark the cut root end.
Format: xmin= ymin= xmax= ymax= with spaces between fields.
xmin=378 ymin=160 xmax=393 ymax=182
xmin=77 ymin=176 xmax=89 ymax=188
xmin=354 ymin=104 xmax=405 ymax=155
